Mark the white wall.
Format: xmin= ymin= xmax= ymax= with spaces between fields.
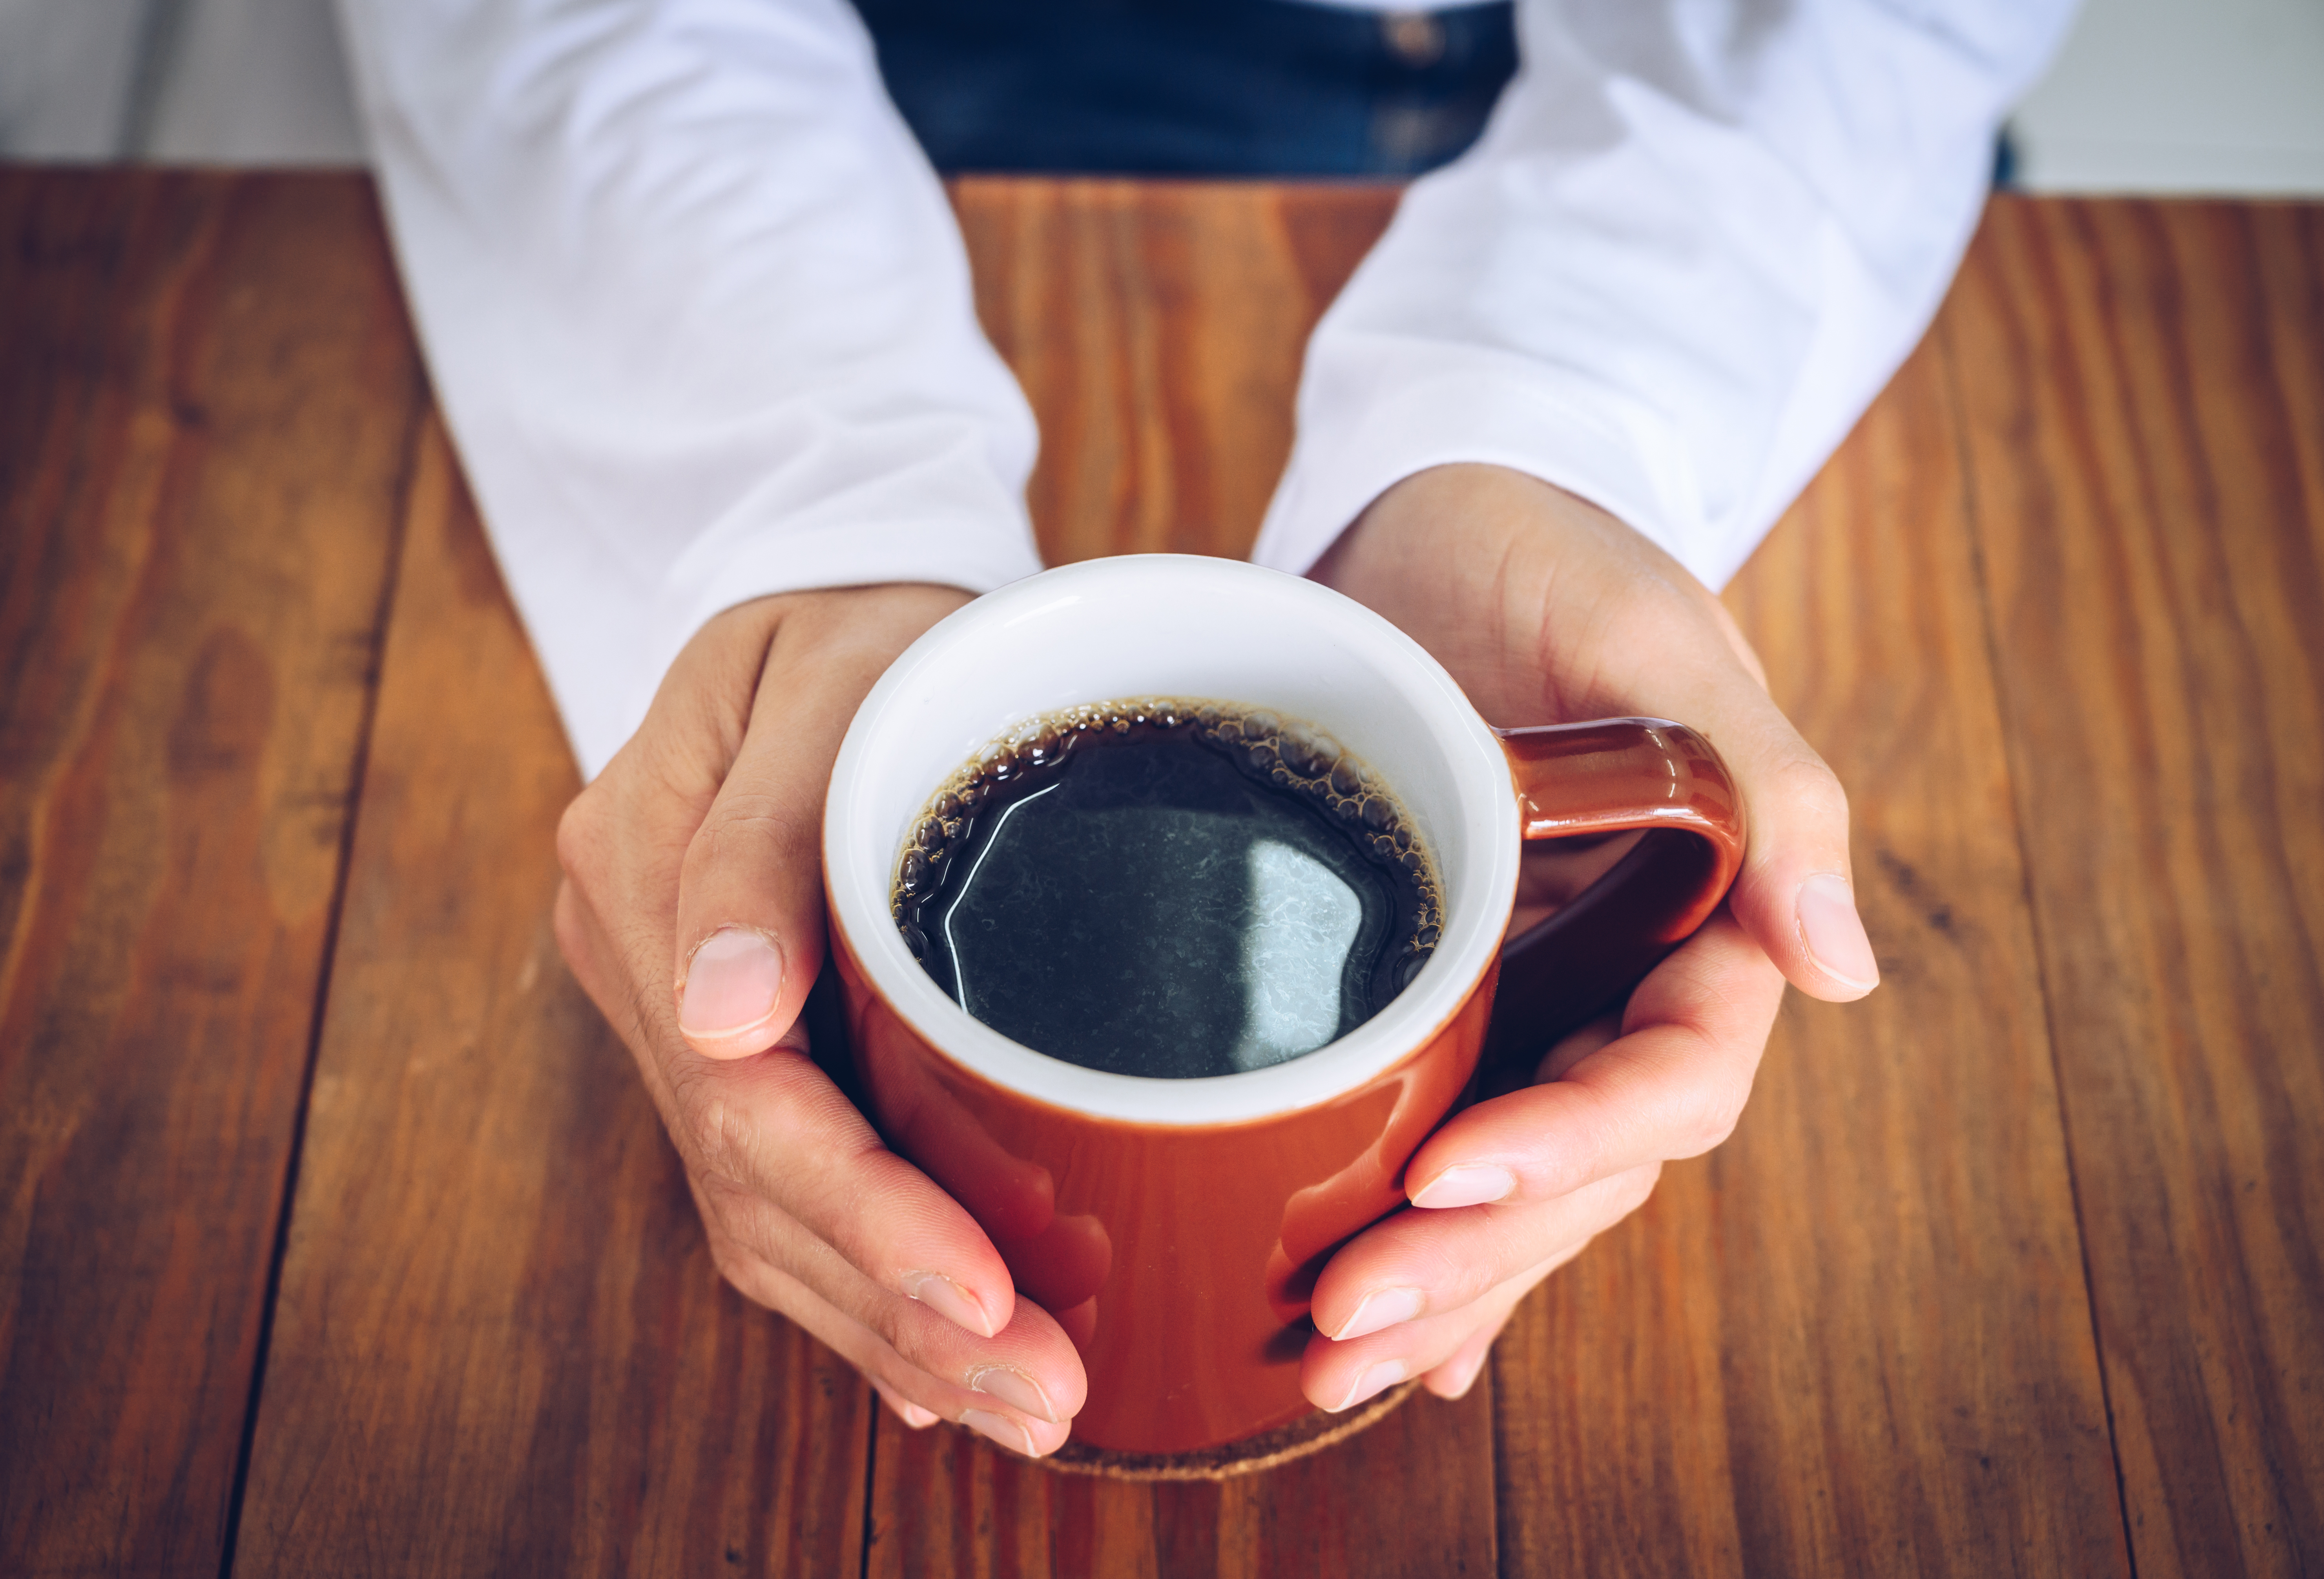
xmin=0 ymin=0 xmax=361 ymax=163
xmin=2010 ymin=0 xmax=2324 ymax=195
xmin=141 ymin=0 xmax=364 ymax=164
xmin=4 ymin=0 xmax=2322 ymax=193
xmin=0 ymin=0 xmax=150 ymax=159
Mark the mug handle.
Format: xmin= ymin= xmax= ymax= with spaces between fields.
xmin=1481 ymin=718 xmax=1747 ymax=1070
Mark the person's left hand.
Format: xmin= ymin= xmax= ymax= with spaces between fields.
xmin=1297 ymin=463 xmax=1880 ymax=1410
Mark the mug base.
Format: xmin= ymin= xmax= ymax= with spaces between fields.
xmin=1006 ymin=1380 xmax=1424 ymax=1481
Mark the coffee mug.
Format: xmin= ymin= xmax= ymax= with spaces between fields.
xmin=824 ymin=555 xmax=1743 ymax=1453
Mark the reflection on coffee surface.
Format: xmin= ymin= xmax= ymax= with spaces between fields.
xmin=892 ymin=700 xmax=1441 ymax=1078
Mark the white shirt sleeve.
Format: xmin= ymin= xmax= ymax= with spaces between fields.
xmin=334 ymin=0 xmax=1044 ymax=778
xmin=1251 ymin=0 xmax=2081 ymax=592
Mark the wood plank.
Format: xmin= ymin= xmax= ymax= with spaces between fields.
xmin=861 ymin=182 xmax=1496 ymax=1577
xmin=1946 ymin=197 xmax=2324 ymax=1577
xmin=1487 ymin=317 xmax=2131 ymax=1572
xmin=867 ymin=1384 xmax=1495 ymax=1577
xmin=0 ymin=170 xmax=421 ymax=1577
xmin=953 ymin=179 xmax=1396 ymax=566
xmin=231 ymin=418 xmax=871 ymax=1577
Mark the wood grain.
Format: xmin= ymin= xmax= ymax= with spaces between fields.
xmin=0 ymin=171 xmax=420 ymax=1577
xmin=867 ymin=1384 xmax=1495 ymax=1578
xmin=953 ymin=179 xmax=1397 ymax=566
xmin=13 ymin=167 xmax=2323 ymax=1577
xmin=1484 ymin=327 xmax=2131 ymax=1576
xmin=229 ymin=419 xmax=872 ymax=1577
xmin=856 ymin=181 xmax=1494 ymax=1579
xmin=1945 ymin=197 xmax=2324 ymax=1579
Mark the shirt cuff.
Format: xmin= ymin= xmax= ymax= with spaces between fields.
xmin=1249 ymin=349 xmax=1736 ymax=590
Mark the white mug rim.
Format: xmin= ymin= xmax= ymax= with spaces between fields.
xmin=823 ymin=555 xmax=1519 ymax=1128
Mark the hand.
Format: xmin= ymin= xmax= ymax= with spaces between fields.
xmin=1299 ymin=464 xmax=1879 ymax=1410
xmin=553 ymin=584 xmax=1087 ymax=1455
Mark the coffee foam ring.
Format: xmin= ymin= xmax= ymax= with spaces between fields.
xmin=961 ymin=1380 xmax=1423 ymax=1482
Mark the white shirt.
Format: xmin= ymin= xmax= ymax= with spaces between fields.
xmin=334 ymin=0 xmax=2076 ymax=778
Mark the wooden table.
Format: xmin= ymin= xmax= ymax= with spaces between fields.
xmin=2 ymin=168 xmax=2319 ymax=1577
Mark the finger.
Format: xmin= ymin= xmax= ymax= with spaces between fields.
xmin=1422 ymin=1312 xmax=1504 ymax=1401
xmin=1310 ymin=1164 xmax=1660 ymax=1341
xmin=669 ymin=1023 xmax=1023 ymax=1339
xmin=701 ymin=1170 xmax=1088 ymax=1426
xmin=873 ymin=1382 xmax=939 ymax=1431
xmin=1536 ymin=1009 xmax=1622 ymax=1082
xmin=1712 ymin=700 xmax=1880 ymax=1003
xmin=1404 ymin=913 xmax=1783 ymax=1206
xmin=560 ymin=590 xmax=1017 ymax=1339
xmin=554 ymin=875 xmax=651 ymax=1051
xmin=712 ymin=1234 xmax=1073 ymax=1458
xmin=1570 ymin=640 xmax=1875 ymax=1003
xmin=1534 ymin=503 xmax=1878 ymax=1005
xmin=1510 ymin=830 xmax=1644 ymax=937
xmin=1302 ymin=1268 xmax=1540 ymax=1415
xmin=1588 ymin=600 xmax=1875 ymax=1003
xmin=672 ymin=585 xmax=972 ymax=1059
xmin=1314 ymin=469 xmax=1876 ymax=1003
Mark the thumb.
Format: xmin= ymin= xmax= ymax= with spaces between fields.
xmin=671 ymin=751 xmax=832 ymax=1062
xmin=1709 ymin=693 xmax=1879 ymax=1005
xmin=674 ymin=585 xmax=970 ymax=1059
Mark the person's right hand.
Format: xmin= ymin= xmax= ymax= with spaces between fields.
xmin=553 ymin=583 xmax=1088 ymax=1456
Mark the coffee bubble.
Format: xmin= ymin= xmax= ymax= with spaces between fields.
xmin=1280 ymin=728 xmax=1337 ymax=778
xmin=890 ymin=696 xmax=1444 ymax=1008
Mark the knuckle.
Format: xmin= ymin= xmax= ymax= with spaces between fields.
xmin=691 ymin=1092 xmax=749 ymax=1182
xmin=696 ymin=1180 xmax=821 ymax=1300
xmin=863 ymin=1296 xmax=927 ymax=1362
xmin=1606 ymin=569 xmax=1724 ymax=655
xmin=555 ymin=785 xmax=611 ymax=884
xmin=692 ymin=791 xmax=820 ymax=875
xmin=671 ymin=1064 xmax=754 ymax=1184
xmin=1616 ymin=1161 xmax=1664 ymax=1216
xmin=704 ymin=1231 xmax=756 ymax=1296
xmin=551 ymin=880 xmax=590 ymax=970
xmin=1679 ymin=1078 xmax=1751 ymax=1156
xmin=1768 ymin=749 xmax=1850 ymax=835
xmin=1582 ymin=585 xmax=1684 ymax=666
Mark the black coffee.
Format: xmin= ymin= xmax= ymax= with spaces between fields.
xmin=892 ymin=700 xmax=1440 ymax=1078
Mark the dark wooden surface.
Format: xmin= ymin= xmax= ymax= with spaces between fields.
xmin=0 ymin=171 xmax=423 ymax=1578
xmin=2 ymin=170 xmax=2318 ymax=1577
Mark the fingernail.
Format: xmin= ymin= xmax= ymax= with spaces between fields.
xmin=679 ymin=927 xmax=784 ymax=1039
xmin=1331 ymin=1287 xmax=1426 ymax=1341
xmin=968 ymin=1364 xmax=1058 ymax=1424
xmin=1332 ymin=1359 xmax=1407 ymax=1413
xmin=1797 ymin=873 xmax=1879 ymax=992
xmin=961 ymin=1408 xmax=1038 ymax=1455
xmin=1432 ymin=1344 xmax=1491 ymax=1400
xmin=1410 ymin=1165 xmax=1514 ymax=1210
xmin=902 ymin=1271 xmax=998 ymax=1337
xmin=875 ymin=1386 xmax=938 ymax=1429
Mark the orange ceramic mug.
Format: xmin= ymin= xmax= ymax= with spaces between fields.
xmin=824 ymin=555 xmax=1743 ymax=1454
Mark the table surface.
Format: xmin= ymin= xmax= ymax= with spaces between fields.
xmin=2 ymin=169 xmax=2319 ymax=1578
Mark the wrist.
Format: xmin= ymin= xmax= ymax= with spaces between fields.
xmin=1312 ymin=466 xmax=1660 ymax=720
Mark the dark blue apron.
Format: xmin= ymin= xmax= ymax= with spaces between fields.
xmin=851 ymin=0 xmax=1519 ymax=175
